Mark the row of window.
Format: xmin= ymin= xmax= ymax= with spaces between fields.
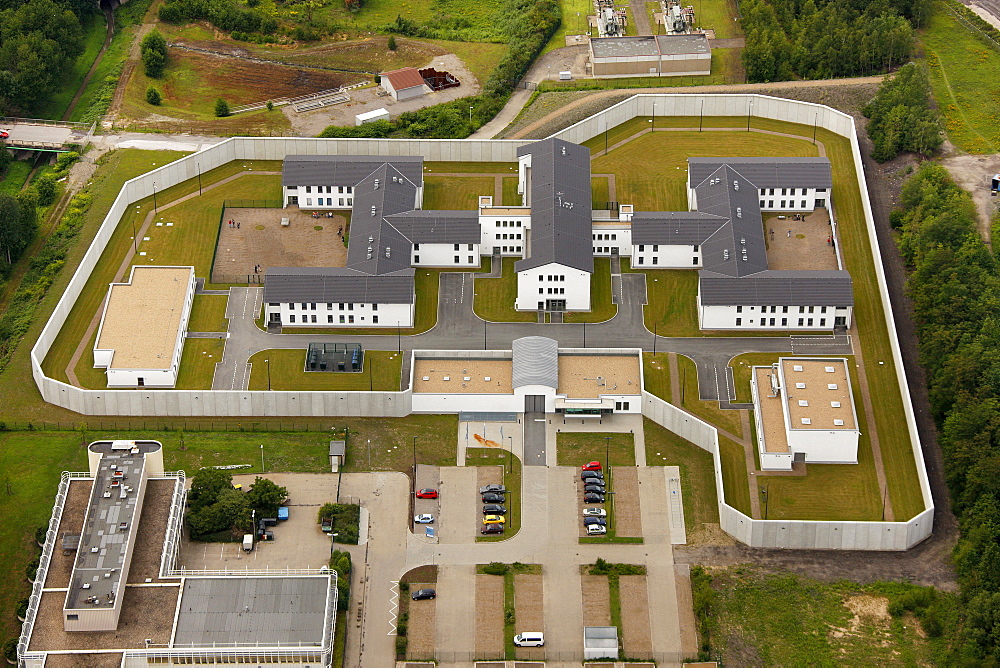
xmin=496 ymin=220 xmax=523 ymax=227
xmin=412 ymin=243 xmax=475 ymax=251
xmin=636 ymin=244 xmax=700 ymax=253
xmin=497 ymin=246 xmax=522 ymax=254
xmin=292 ymin=185 xmax=353 ymax=194
xmin=735 ymin=317 xmax=827 ymax=327
xmin=635 ymin=257 xmax=699 ymax=265
xmin=539 ymin=287 xmax=566 ymax=294
xmin=759 ymin=187 xmax=816 ymax=196
xmin=305 ymin=197 xmax=352 ymax=207
xmin=761 ymin=200 xmax=808 ymax=209
xmin=495 ymin=233 xmax=522 ymax=240
xmin=540 ymin=275 xmax=565 ymax=282
xmin=615 ymin=401 xmax=631 ymax=410
xmin=414 ymin=256 xmax=477 ymax=263
xmin=288 ymin=314 xmax=380 ymax=324
xmin=593 ymin=233 xmax=618 ymax=241
xmin=281 ymin=303 xmax=379 ymax=311
xmin=736 ymin=305 xmax=828 ymax=314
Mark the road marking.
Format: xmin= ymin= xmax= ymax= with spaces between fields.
xmin=387 ymin=581 xmax=399 ymax=636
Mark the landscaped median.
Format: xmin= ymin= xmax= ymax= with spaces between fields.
xmin=475 ymin=562 xmax=543 ymax=660
xmin=580 ymin=559 xmax=650 ymax=660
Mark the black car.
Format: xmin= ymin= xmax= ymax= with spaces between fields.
xmin=412 ymin=588 xmax=436 ymax=600
xmin=584 ymin=492 xmax=606 ymax=503
xmin=481 ymin=523 xmax=504 ymax=534
xmin=482 ymin=492 xmax=505 ymax=503
xmin=581 ymin=470 xmax=604 ymax=481
xmin=583 ymin=517 xmax=607 ymax=526
xmin=584 ymin=483 xmax=606 ymax=493
xmin=483 ymin=504 xmax=507 ymax=515
xmin=479 ymin=484 xmax=506 ymax=494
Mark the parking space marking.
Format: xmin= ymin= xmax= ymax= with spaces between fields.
xmin=387 ymin=581 xmax=399 ymax=636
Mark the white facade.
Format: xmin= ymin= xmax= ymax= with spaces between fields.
xmin=412 ymin=242 xmax=481 ymax=267
xmin=515 ymin=263 xmax=592 ymax=312
xmin=264 ymin=301 xmax=413 ymax=328
xmin=757 ymin=186 xmax=828 ymax=211
xmin=283 ymin=184 xmax=355 ymax=209
xmin=478 ymin=199 xmax=530 ymax=256
xmin=698 ymin=302 xmax=853 ymax=331
xmin=591 ymin=227 xmax=632 ymax=256
xmin=631 ymin=242 xmax=701 ymax=268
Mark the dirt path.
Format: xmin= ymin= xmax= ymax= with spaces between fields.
xmin=63 ymin=8 xmax=115 ymax=122
xmin=108 ymin=0 xmax=165 ymax=120
xmin=406 ymin=590 xmax=437 ymax=660
xmin=475 ymin=574 xmax=504 ymax=656
xmin=939 ymin=150 xmax=1000 ymax=243
xmin=612 ymin=467 xmax=642 ymax=537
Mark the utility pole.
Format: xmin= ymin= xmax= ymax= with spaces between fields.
xmin=813 ymin=113 xmax=818 ymax=145
xmin=260 ymin=444 xmax=265 ymax=473
xmin=265 ymin=358 xmax=270 ymax=391
xmin=197 ymin=162 xmax=203 ymax=195
xmin=152 ymin=182 xmax=158 ymax=212
xmin=367 ymin=439 xmax=371 ymax=470
xmin=699 ymin=99 xmax=704 ymax=132
xmin=747 ymin=99 xmax=753 ymax=132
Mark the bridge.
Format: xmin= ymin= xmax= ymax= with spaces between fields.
xmin=2 ymin=117 xmax=93 ymax=152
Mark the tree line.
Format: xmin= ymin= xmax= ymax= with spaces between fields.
xmin=895 ymin=163 xmax=1000 ymax=661
xmin=740 ymin=0 xmax=923 ymax=83
xmin=863 ymin=63 xmax=943 ymax=161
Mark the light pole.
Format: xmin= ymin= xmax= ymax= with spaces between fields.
xmin=699 ymin=99 xmax=704 ymax=132
xmin=604 ymin=435 xmax=610 ymax=469
xmin=469 ymin=106 xmax=473 ymax=124
xmin=132 ymin=205 xmax=139 ymax=252
xmin=812 ymin=112 xmax=818 ymax=145
xmin=367 ymin=439 xmax=371 ymax=470
xmin=508 ymin=435 xmax=513 ymax=477
xmin=761 ymin=486 xmax=768 ymax=520
xmin=653 ymin=322 xmax=657 ymax=355
xmin=197 ymin=162 xmax=203 ymax=195
xmin=746 ymin=98 xmax=753 ymax=132
xmin=152 ymin=181 xmax=158 ymax=212
xmin=264 ymin=358 xmax=271 ymax=391
xmin=411 ymin=436 xmax=417 ymax=489
xmin=260 ymin=443 xmax=265 ymax=473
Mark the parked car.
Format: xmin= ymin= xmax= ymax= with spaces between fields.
xmin=584 ymin=492 xmax=606 ymax=504
xmin=481 ymin=492 xmax=505 ymax=503
xmin=583 ymin=517 xmax=607 ymax=526
xmin=479 ymin=484 xmax=506 ymax=494
xmin=582 ymin=461 xmax=603 ymax=471
xmin=482 ymin=514 xmax=506 ymax=525
xmin=584 ymin=483 xmax=606 ymax=494
xmin=483 ymin=504 xmax=507 ymax=515
xmin=513 ymin=632 xmax=545 ymax=647
xmin=321 ymin=517 xmax=333 ymax=533
xmin=0 ymin=130 xmax=8 ymax=139
xmin=586 ymin=524 xmax=607 ymax=535
xmin=481 ymin=523 xmax=504 ymax=535
xmin=413 ymin=514 xmax=435 ymax=524
xmin=582 ymin=507 xmax=607 ymax=517
xmin=581 ymin=470 xmax=604 ymax=481
xmin=415 ymin=488 xmax=439 ymax=499
xmin=411 ymin=588 xmax=436 ymax=600
xmin=258 ymin=530 xmax=274 ymax=541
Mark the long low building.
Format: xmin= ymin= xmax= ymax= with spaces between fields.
xmin=589 ymin=34 xmax=711 ymax=78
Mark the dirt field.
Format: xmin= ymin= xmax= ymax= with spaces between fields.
xmin=581 ymin=575 xmax=612 ymax=626
xmin=619 ymin=575 xmax=652 ymax=655
xmin=406 ymin=583 xmax=437 ymax=660
xmin=514 ymin=573 xmax=545 ymax=661
xmin=477 ymin=465 xmax=504 ymax=488
xmin=763 ymin=208 xmax=839 ymax=271
xmin=475 ymin=574 xmax=505 ymax=657
xmin=212 ymin=207 xmax=348 ymax=283
xmin=611 ymin=467 xmax=642 ymax=537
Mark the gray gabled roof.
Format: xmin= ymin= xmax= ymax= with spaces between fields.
xmin=515 ymin=139 xmax=594 ymax=274
xmin=263 ymin=267 xmax=414 ymax=304
xmin=630 ymin=211 xmax=728 ymax=245
xmin=689 ymin=157 xmax=831 ymax=190
xmin=699 ymin=270 xmax=854 ymax=306
xmin=695 ymin=165 xmax=769 ymax=278
xmin=512 ymin=336 xmax=558 ymax=389
xmin=346 ymin=164 xmax=419 ymax=276
xmin=282 ymin=155 xmax=423 ymax=188
xmin=385 ymin=209 xmax=481 ymax=244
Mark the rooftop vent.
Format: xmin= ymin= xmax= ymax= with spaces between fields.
xmin=801 ymin=417 xmax=812 ymax=425
xmin=831 ymin=401 xmax=841 ymax=408
xmin=798 ymin=400 xmax=809 ymax=406
xmin=793 ymin=365 xmax=804 ymax=371
xmin=795 ymin=382 xmax=806 ymax=389
xmin=825 ymin=366 xmax=836 ymax=373
xmin=827 ymin=383 xmax=838 ymax=390
xmin=834 ymin=419 xmax=845 ymax=426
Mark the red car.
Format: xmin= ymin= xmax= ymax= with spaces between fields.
xmin=415 ymin=488 xmax=438 ymax=499
xmin=0 ymin=130 xmax=8 ymax=139
xmin=582 ymin=461 xmax=603 ymax=471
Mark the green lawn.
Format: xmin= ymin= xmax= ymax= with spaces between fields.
xmin=423 ymin=175 xmax=494 ymax=210
xmin=642 ymin=352 xmax=671 ymax=403
xmin=501 ymin=177 xmax=521 ymax=206
xmin=541 ymin=0 xmax=592 ymax=54
xmin=556 ymin=432 xmax=635 ymax=466
xmin=423 ymin=40 xmax=508 ymax=87
xmin=425 ymin=162 xmax=518 ymax=174
xmin=564 ymin=257 xmax=617 ymax=323
xmin=718 ymin=435 xmax=752 ymax=516
xmin=176 ymin=338 xmax=225 ymax=389
xmin=591 ymin=176 xmax=610 ymax=208
xmin=469 ymin=447 xmax=522 ymax=542
xmin=188 ymin=294 xmax=229 ymax=332
xmin=247 ymin=349 xmax=403 ymax=391
xmin=644 ymin=417 xmax=720 ymax=533
xmin=0 ymin=161 xmax=33 ymax=196
xmin=675 ymin=355 xmax=744 ymax=437
xmin=629 ymin=267 xmax=700 ymax=336
xmin=474 ymin=257 xmax=536 ymax=322
xmin=922 ymin=1 xmax=1000 ymax=153
xmin=696 ymin=0 xmax=741 ymax=38
xmin=36 ymin=12 xmax=107 ymax=120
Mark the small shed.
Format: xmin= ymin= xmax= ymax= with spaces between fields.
xmin=355 ymin=108 xmax=390 ymax=126
xmin=583 ymin=626 xmax=618 ymax=660
xmin=329 ymin=440 xmax=346 ymax=472
xmin=380 ymin=67 xmax=430 ymax=101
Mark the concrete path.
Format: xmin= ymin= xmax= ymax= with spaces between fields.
xmin=630 ymin=0 xmax=653 ymax=35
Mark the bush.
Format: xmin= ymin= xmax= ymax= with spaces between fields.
xmin=34 ymin=526 xmax=47 ymax=545
xmin=395 ymin=635 xmax=407 ymax=657
xmin=482 ymin=562 xmax=509 ymax=576
xmin=25 ymin=557 xmax=39 ymax=582
xmin=265 ymin=100 xmax=273 ymax=111
xmin=215 ymin=98 xmax=230 ymax=117
xmin=331 ymin=550 xmax=352 ymax=611
xmin=318 ymin=503 xmax=360 ymax=544
xmin=33 ymin=174 xmax=56 ymax=206
xmin=387 ymin=34 xmax=396 ymax=50
xmin=15 ymin=597 xmax=28 ymax=620
xmin=2 ymin=637 xmax=16 ymax=664
xmin=140 ymin=30 xmax=168 ymax=77
xmin=145 ymin=86 xmax=162 ymax=105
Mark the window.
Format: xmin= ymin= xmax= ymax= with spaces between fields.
xmin=798 ymin=318 xmax=804 ymax=326
xmin=516 ymin=246 xmax=521 ymax=252
xmin=760 ymin=318 xmax=766 ymax=327
xmin=468 ymin=256 xmax=474 ymax=263
xmin=820 ymin=318 xmax=826 ymax=326
xmin=770 ymin=318 xmax=775 ymax=326
xmin=781 ymin=188 xmax=787 ymax=196
xmin=539 ymin=288 xmax=544 ymax=294
xmin=373 ymin=316 xmax=379 ymax=323
xmin=289 ymin=315 xmax=296 ymax=323
xmin=454 ymin=256 xmax=459 ymax=263
xmin=736 ymin=318 xmax=742 ymax=326
xmin=347 ymin=187 xmax=352 ymax=193
xmin=653 ymin=245 xmax=659 ymax=252
xmin=560 ymin=275 xmax=565 ymax=281
xmin=468 ymin=244 xmax=474 ymax=250
xmin=693 ymin=245 xmax=699 ymax=252
xmin=301 ymin=303 xmax=307 ymax=309
xmin=516 ymin=234 xmax=521 ymax=239
xmin=692 ymin=257 xmax=699 ymax=265
xmin=801 ymin=200 xmax=806 ymax=208
xmin=372 ymin=304 xmax=378 ymax=311
xmin=808 ymin=306 xmax=814 ymax=313
xmin=807 ymin=317 xmax=814 ymax=326
xmin=782 ymin=306 xmax=788 ymax=313
xmin=288 ymin=185 xmax=298 ymax=191
xmin=339 ymin=198 xmax=345 ymax=206
xmin=817 ymin=188 xmax=827 ymax=192
xmin=780 ymin=200 xmax=786 ymax=208
xmin=66 ymin=614 xmax=78 ymax=621
xmin=760 ymin=188 xmax=765 ymax=195
xmin=289 ymin=303 xmax=296 ymax=310
xmin=310 ymin=303 xmax=316 ymax=310
xmin=652 ymin=257 xmax=658 ymax=265
xmin=769 ymin=188 xmax=774 ymax=196
xmin=326 ymin=186 xmax=332 ymax=193
xmin=821 ymin=306 xmax=827 ymax=313
xmin=771 ymin=306 xmax=777 ymax=313
xmin=328 ymin=315 xmax=333 ymax=323
xmin=306 ymin=198 xmax=312 ymax=206
xmin=338 ymin=186 xmax=344 ymax=194
xmin=327 ymin=303 xmax=333 ymax=310
xmin=305 ymin=186 xmax=311 ymax=193
xmin=768 ymin=200 xmax=774 ymax=208
xmin=781 ymin=318 xmax=787 ymax=326
xmin=348 ymin=303 xmax=354 ymax=311
xmin=736 ymin=305 xmax=743 ymax=313
xmin=496 ymin=234 xmax=501 ymax=240
xmin=347 ymin=198 xmax=352 ymax=206
xmin=454 ymin=243 xmax=460 ymax=251
xmin=639 ymin=245 xmax=645 ymax=252
xmin=799 ymin=306 xmax=805 ymax=313
xmin=348 ymin=315 xmax=355 ymax=324
xmin=339 ymin=315 xmax=345 ymax=323
xmin=414 ymin=255 xmax=420 ymax=263
xmin=638 ymin=257 xmax=644 ymax=264
xmin=311 ymin=315 xmax=317 ymax=323
xmin=414 ymin=243 xmax=420 ymax=251
xmin=760 ymin=200 xmax=766 ymax=207
xmin=539 ymin=276 xmax=543 ymax=281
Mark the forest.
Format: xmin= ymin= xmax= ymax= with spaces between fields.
xmin=863 ymin=63 xmax=943 ymax=161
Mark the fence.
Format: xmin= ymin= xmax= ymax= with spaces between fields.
xmin=159 ymin=472 xmax=187 ymax=578
xmin=408 ymin=651 xmax=680 ymax=662
xmin=223 ymin=199 xmax=285 ymax=209
xmin=0 ymin=420 xmax=361 ymax=432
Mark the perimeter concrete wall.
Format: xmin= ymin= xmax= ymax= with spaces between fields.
xmin=641 ymin=392 xmax=933 ymax=550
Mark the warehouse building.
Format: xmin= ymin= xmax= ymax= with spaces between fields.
xmin=589 ymin=34 xmax=711 ymax=78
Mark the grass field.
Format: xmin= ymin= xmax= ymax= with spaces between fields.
xmin=922 ymin=1 xmax=1000 ymax=153
xmin=37 ymin=13 xmax=108 ymax=120
xmin=556 ymin=432 xmax=635 ymax=466
xmin=630 ymin=268 xmax=700 ymax=336
xmin=644 ymin=418 xmax=720 ymax=533
xmin=643 ymin=353 xmax=671 ymax=403
xmin=542 ymin=0 xmax=592 ymax=54
xmin=188 ymin=294 xmax=229 ymax=332
xmin=696 ymin=0 xmax=741 ymax=38
xmin=247 ymin=349 xmax=403 ymax=391
xmin=709 ymin=567 xmax=945 ymax=665
xmin=591 ymin=176 xmax=610 ymax=207
xmin=176 ymin=338 xmax=226 ymax=389
xmin=501 ymin=177 xmax=520 ymax=206
xmin=0 ymin=160 xmax=32 ymax=196
xmin=564 ymin=258 xmax=617 ymax=323
xmin=423 ymin=175 xmax=494 ymax=209
xmin=469 ymin=447 xmax=522 ymax=542
xmin=425 ymin=162 xmax=518 ymax=174
xmin=718 ymin=434 xmax=751 ymax=516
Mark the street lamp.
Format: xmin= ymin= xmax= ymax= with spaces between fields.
xmin=132 ymin=205 xmax=139 ymax=252
xmin=367 ymin=439 xmax=372 ymax=470
xmin=152 ymin=181 xmax=158 ymax=212
xmin=260 ymin=443 xmax=265 ymax=472
xmin=760 ymin=486 xmax=768 ymax=520
xmin=747 ymin=98 xmax=753 ymax=132
xmin=197 ymin=162 xmax=203 ymax=195
xmin=604 ymin=436 xmax=610 ymax=470
xmin=264 ymin=358 xmax=271 ymax=391
xmin=469 ymin=106 xmax=473 ymax=124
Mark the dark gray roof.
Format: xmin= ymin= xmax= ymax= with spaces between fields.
xmin=630 ymin=211 xmax=728 ymax=245
xmin=515 ymin=139 xmax=594 ymax=274
xmin=655 ymin=34 xmax=710 ymax=56
xmin=689 ymin=157 xmax=831 ymax=190
xmin=172 ymin=576 xmax=330 ymax=647
xmin=695 ymin=165 xmax=769 ymax=278
xmin=282 ymin=155 xmax=423 ymax=188
xmin=263 ymin=267 xmax=414 ymax=304
xmin=591 ymin=36 xmax=660 ymax=58
xmin=346 ymin=164 xmax=419 ymax=275
xmin=699 ymin=270 xmax=854 ymax=306
xmin=385 ymin=209 xmax=481 ymax=244
xmin=511 ymin=336 xmax=558 ymax=389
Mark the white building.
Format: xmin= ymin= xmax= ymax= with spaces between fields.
xmin=93 ymin=266 xmax=196 ymax=388
xmin=355 ymin=107 xmax=390 ymax=126
xmin=281 ymin=154 xmax=423 ymax=209
xmin=380 ymin=67 xmax=430 ymax=101
xmin=750 ymin=358 xmax=861 ymax=470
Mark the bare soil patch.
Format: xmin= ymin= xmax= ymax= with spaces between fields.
xmin=612 ymin=467 xmax=642 ymax=537
xmin=581 ymin=574 xmax=612 ymax=626
xmin=401 ymin=565 xmax=439 ymax=584
xmin=475 ymin=574 xmax=504 ymax=657
xmin=477 ymin=464 xmax=504 ymax=488
xmin=514 ymin=573 xmax=544 ymax=632
xmin=843 ymin=594 xmax=891 ymax=631
xmin=763 ymin=208 xmax=839 ymax=271
xmin=406 ymin=589 xmax=437 ymax=660
xmin=212 ymin=207 xmax=348 ymax=283
xmin=619 ymin=575 xmax=652 ymax=655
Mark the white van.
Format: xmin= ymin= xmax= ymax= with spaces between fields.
xmin=242 ymin=534 xmax=254 ymax=552
xmin=513 ymin=632 xmax=544 ymax=647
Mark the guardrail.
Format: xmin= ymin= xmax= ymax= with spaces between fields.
xmin=158 ymin=472 xmax=187 ymax=578
xmin=1 ymin=116 xmax=92 ymax=130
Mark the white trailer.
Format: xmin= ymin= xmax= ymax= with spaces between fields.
xmin=355 ymin=108 xmax=390 ymax=126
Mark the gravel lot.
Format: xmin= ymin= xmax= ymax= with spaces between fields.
xmin=475 ymin=574 xmax=505 ymax=657
xmin=581 ymin=575 xmax=612 ymax=626
xmin=619 ymin=575 xmax=652 ymax=655
xmin=611 ymin=467 xmax=642 ymax=537
xmin=514 ymin=573 xmax=545 ymax=635
xmin=406 ymin=584 xmax=437 ymax=660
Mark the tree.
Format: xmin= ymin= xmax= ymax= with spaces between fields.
xmin=33 ymin=174 xmax=55 ymax=205
xmin=187 ymin=488 xmax=251 ymax=539
xmin=0 ymin=141 xmax=11 ymax=174
xmin=215 ymin=98 xmax=230 ymax=117
xmin=146 ymin=85 xmax=161 ymax=105
xmin=187 ymin=468 xmax=233 ymax=512
xmin=140 ymin=30 xmax=168 ymax=77
xmin=387 ymin=34 xmax=397 ymax=50
xmin=0 ymin=193 xmax=35 ymax=266
xmin=245 ymin=476 xmax=287 ymax=518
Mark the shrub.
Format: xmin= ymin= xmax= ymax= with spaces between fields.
xmin=15 ymin=597 xmax=28 ymax=620
xmin=215 ymin=98 xmax=230 ymax=117
xmin=265 ymin=100 xmax=273 ymax=111
xmin=140 ymin=30 xmax=168 ymax=78
xmin=2 ymin=637 xmax=16 ymax=664
xmin=395 ymin=635 xmax=407 ymax=657
xmin=33 ymin=174 xmax=56 ymax=206
xmin=145 ymin=86 xmax=162 ymax=105
xmin=25 ymin=557 xmax=39 ymax=582
xmin=34 ymin=526 xmax=47 ymax=545
xmin=387 ymin=34 xmax=397 ymax=50
xmin=482 ymin=562 xmax=509 ymax=576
